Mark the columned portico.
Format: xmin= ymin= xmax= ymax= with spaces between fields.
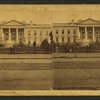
xmin=78 ymin=26 xmax=99 ymax=42
xmin=2 ymin=28 xmax=25 ymax=43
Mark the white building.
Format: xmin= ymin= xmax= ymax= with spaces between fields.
xmin=0 ymin=20 xmax=52 ymax=46
xmin=0 ymin=18 xmax=100 ymax=46
xmin=52 ymin=18 xmax=100 ymax=45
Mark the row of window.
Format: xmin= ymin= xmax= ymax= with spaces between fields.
xmin=56 ymin=29 xmax=76 ymax=34
xmin=56 ymin=37 xmax=76 ymax=43
xmin=28 ymin=31 xmax=48 ymax=36
xmin=5 ymin=32 xmax=23 ymax=35
xmin=28 ymin=33 xmax=48 ymax=36
xmin=28 ymin=38 xmax=48 ymax=44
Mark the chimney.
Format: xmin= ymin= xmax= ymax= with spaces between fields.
xmin=30 ymin=21 xmax=33 ymax=25
xmin=71 ymin=19 xmax=74 ymax=23
xmin=72 ymin=19 xmax=74 ymax=22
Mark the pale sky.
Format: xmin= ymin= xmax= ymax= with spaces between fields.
xmin=0 ymin=5 xmax=100 ymax=24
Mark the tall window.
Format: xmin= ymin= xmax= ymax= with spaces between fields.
xmin=73 ymin=37 xmax=76 ymax=43
xmin=46 ymin=31 xmax=48 ymax=35
xmin=40 ymin=31 xmax=42 ymax=35
xmin=34 ymin=31 xmax=36 ymax=35
xmin=62 ymin=30 xmax=64 ymax=34
xmin=28 ymin=31 xmax=31 ymax=35
xmin=95 ymin=27 xmax=99 ymax=34
xmin=73 ymin=29 xmax=76 ymax=34
xmin=28 ymin=40 xmax=30 ymax=44
xmin=56 ymin=37 xmax=58 ymax=42
xmin=62 ymin=37 xmax=64 ymax=42
xmin=68 ymin=29 xmax=70 ymax=34
xmin=96 ymin=31 xmax=98 ymax=34
xmin=56 ymin=30 xmax=58 ymax=34
xmin=96 ymin=37 xmax=98 ymax=43
xmin=68 ymin=37 xmax=70 ymax=43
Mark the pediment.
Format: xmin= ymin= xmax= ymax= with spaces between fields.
xmin=1 ymin=20 xmax=25 ymax=26
xmin=78 ymin=18 xmax=100 ymax=25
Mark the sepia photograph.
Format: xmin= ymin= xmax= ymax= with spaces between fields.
xmin=0 ymin=5 xmax=53 ymax=90
xmin=0 ymin=4 xmax=100 ymax=95
xmin=52 ymin=5 xmax=100 ymax=90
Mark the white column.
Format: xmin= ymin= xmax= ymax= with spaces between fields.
xmin=85 ymin=27 xmax=87 ymax=39
xmin=93 ymin=27 xmax=95 ymax=42
xmin=24 ymin=28 xmax=27 ymax=44
xmin=16 ymin=28 xmax=19 ymax=43
xmin=8 ymin=28 xmax=11 ymax=41
xmin=78 ymin=27 xmax=80 ymax=39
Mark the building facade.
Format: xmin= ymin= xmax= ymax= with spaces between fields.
xmin=0 ymin=20 xmax=52 ymax=46
xmin=0 ymin=18 xmax=100 ymax=46
xmin=52 ymin=18 xmax=100 ymax=45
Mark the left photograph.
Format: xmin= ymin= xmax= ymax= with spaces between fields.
xmin=0 ymin=5 xmax=52 ymax=90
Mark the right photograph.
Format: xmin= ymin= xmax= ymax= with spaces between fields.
xmin=52 ymin=5 xmax=100 ymax=90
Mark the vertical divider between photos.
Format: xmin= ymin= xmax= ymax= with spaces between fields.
xmin=51 ymin=11 xmax=53 ymax=90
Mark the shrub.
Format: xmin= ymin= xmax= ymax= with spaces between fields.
xmin=33 ymin=41 xmax=36 ymax=47
xmin=41 ymin=39 xmax=50 ymax=51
